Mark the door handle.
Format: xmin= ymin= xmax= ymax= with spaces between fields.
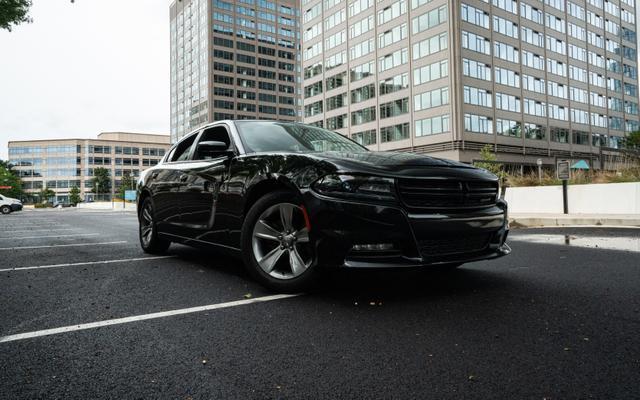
xmin=179 ymin=174 xmax=188 ymax=182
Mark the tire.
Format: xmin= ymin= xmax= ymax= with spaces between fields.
xmin=241 ymin=190 xmax=318 ymax=292
xmin=0 ymin=206 xmax=11 ymax=215
xmin=138 ymin=197 xmax=171 ymax=254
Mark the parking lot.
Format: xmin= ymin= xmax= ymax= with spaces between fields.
xmin=1 ymin=209 xmax=639 ymax=399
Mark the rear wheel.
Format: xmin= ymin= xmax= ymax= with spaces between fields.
xmin=0 ymin=206 xmax=11 ymax=215
xmin=139 ymin=198 xmax=170 ymax=254
xmin=241 ymin=191 xmax=317 ymax=292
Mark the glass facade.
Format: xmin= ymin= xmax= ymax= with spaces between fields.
xmin=8 ymin=135 xmax=169 ymax=202
xmin=301 ymin=0 xmax=639 ymax=163
xmin=171 ymin=0 xmax=302 ymax=143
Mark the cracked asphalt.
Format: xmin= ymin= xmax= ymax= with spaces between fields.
xmin=1 ymin=209 xmax=639 ymax=399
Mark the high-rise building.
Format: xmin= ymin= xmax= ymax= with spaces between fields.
xmin=8 ymin=132 xmax=170 ymax=202
xmin=301 ymin=0 xmax=640 ymax=167
xmin=170 ymin=0 xmax=302 ymax=143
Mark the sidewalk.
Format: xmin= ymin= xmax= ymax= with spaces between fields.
xmin=510 ymin=213 xmax=640 ymax=228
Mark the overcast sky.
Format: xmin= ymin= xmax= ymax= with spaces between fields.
xmin=0 ymin=0 xmax=170 ymax=160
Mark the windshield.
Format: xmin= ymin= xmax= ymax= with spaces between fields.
xmin=235 ymin=121 xmax=368 ymax=154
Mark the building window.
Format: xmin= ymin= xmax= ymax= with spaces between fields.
xmin=412 ymin=5 xmax=447 ymax=35
xmin=351 ymin=84 xmax=376 ymax=104
xmin=462 ymin=31 xmax=490 ymax=55
xmin=461 ymin=4 xmax=489 ymax=29
xmin=304 ymin=100 xmax=323 ymax=117
xmin=379 ymin=73 xmax=408 ymax=95
xmin=326 ymin=114 xmax=348 ymax=130
xmin=496 ymin=119 xmax=521 ymax=137
xmin=304 ymin=81 xmax=323 ymax=98
xmin=378 ymin=23 xmax=407 ymax=49
xmin=326 ymin=72 xmax=347 ymax=91
xmin=550 ymin=127 xmax=569 ymax=143
xmin=379 ymin=0 xmax=407 ymax=25
xmin=379 ymin=48 xmax=408 ymax=72
xmin=326 ymin=93 xmax=347 ymax=111
xmin=381 ymin=123 xmax=410 ymax=142
xmin=380 ymin=98 xmax=409 ymax=118
xmin=413 ymin=32 xmax=448 ymax=60
xmin=495 ymin=93 xmax=521 ymax=112
xmin=351 ymin=61 xmax=375 ymax=82
xmin=523 ymin=98 xmax=546 ymax=117
xmin=463 ymin=86 xmax=492 ymax=108
xmin=524 ymin=123 xmax=546 ymax=140
xmin=494 ymin=67 xmax=520 ymax=88
xmin=464 ymin=114 xmax=493 ymax=134
xmin=415 ymin=59 xmax=449 ymax=85
xmin=351 ymin=106 xmax=377 ymax=126
xmin=414 ymin=87 xmax=449 ymax=111
xmin=352 ymin=129 xmax=377 ymax=146
xmin=415 ymin=115 xmax=450 ymax=137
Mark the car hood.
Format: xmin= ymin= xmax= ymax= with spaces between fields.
xmin=308 ymin=151 xmax=496 ymax=180
xmin=4 ymin=197 xmax=21 ymax=203
xmin=316 ymin=151 xmax=469 ymax=167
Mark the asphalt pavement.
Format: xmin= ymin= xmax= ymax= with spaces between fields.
xmin=1 ymin=208 xmax=639 ymax=399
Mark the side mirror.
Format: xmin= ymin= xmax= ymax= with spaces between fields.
xmin=196 ymin=141 xmax=233 ymax=159
xmin=197 ymin=141 xmax=229 ymax=152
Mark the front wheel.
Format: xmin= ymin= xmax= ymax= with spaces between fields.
xmin=241 ymin=191 xmax=317 ymax=292
xmin=0 ymin=206 xmax=11 ymax=215
xmin=138 ymin=198 xmax=170 ymax=254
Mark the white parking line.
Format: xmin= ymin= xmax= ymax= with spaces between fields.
xmin=0 ymin=233 xmax=100 ymax=240
xmin=0 ymin=255 xmax=176 ymax=272
xmin=0 ymin=228 xmax=78 ymax=234
xmin=0 ymin=241 xmax=127 ymax=251
xmin=0 ymin=294 xmax=301 ymax=343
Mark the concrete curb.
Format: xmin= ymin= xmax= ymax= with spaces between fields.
xmin=509 ymin=216 xmax=640 ymax=228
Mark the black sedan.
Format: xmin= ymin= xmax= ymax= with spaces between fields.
xmin=137 ymin=120 xmax=510 ymax=291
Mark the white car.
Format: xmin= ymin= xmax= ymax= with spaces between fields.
xmin=0 ymin=194 xmax=23 ymax=214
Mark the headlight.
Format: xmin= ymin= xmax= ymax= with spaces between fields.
xmin=312 ymin=174 xmax=396 ymax=201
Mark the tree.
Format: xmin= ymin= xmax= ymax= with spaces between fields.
xmin=39 ymin=186 xmax=55 ymax=203
xmin=626 ymin=131 xmax=640 ymax=150
xmin=0 ymin=0 xmax=31 ymax=31
xmin=91 ymin=167 xmax=111 ymax=201
xmin=475 ymin=145 xmax=505 ymax=177
xmin=0 ymin=162 xmax=23 ymax=199
xmin=118 ymin=172 xmax=135 ymax=200
xmin=1 ymin=0 xmax=75 ymax=32
xmin=69 ymin=185 xmax=81 ymax=205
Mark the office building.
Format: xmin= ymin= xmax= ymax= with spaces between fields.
xmin=8 ymin=132 xmax=170 ymax=202
xmin=301 ymin=0 xmax=640 ymax=167
xmin=170 ymin=0 xmax=302 ymax=143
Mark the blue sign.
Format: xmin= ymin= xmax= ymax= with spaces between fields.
xmin=124 ymin=190 xmax=137 ymax=201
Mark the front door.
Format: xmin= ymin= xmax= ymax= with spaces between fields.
xmin=175 ymin=125 xmax=233 ymax=245
xmin=152 ymin=132 xmax=199 ymax=235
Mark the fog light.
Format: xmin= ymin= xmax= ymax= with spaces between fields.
xmin=352 ymin=243 xmax=394 ymax=251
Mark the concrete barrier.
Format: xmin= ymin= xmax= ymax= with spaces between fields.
xmin=76 ymin=202 xmax=137 ymax=211
xmin=505 ymin=182 xmax=640 ymax=214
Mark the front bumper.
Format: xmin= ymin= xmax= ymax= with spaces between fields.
xmin=303 ymin=191 xmax=509 ymax=268
xmin=10 ymin=204 xmax=23 ymax=212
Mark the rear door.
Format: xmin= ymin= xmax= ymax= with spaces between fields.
xmin=174 ymin=124 xmax=235 ymax=244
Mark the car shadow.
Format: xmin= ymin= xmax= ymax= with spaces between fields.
xmin=168 ymin=243 xmax=511 ymax=302
xmin=314 ymin=266 xmax=511 ymax=303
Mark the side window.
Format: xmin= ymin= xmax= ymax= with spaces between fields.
xmin=171 ymin=133 xmax=198 ymax=162
xmin=194 ymin=126 xmax=232 ymax=160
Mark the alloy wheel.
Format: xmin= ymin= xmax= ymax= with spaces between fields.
xmin=251 ymin=202 xmax=312 ymax=280
xmin=140 ymin=202 xmax=154 ymax=247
